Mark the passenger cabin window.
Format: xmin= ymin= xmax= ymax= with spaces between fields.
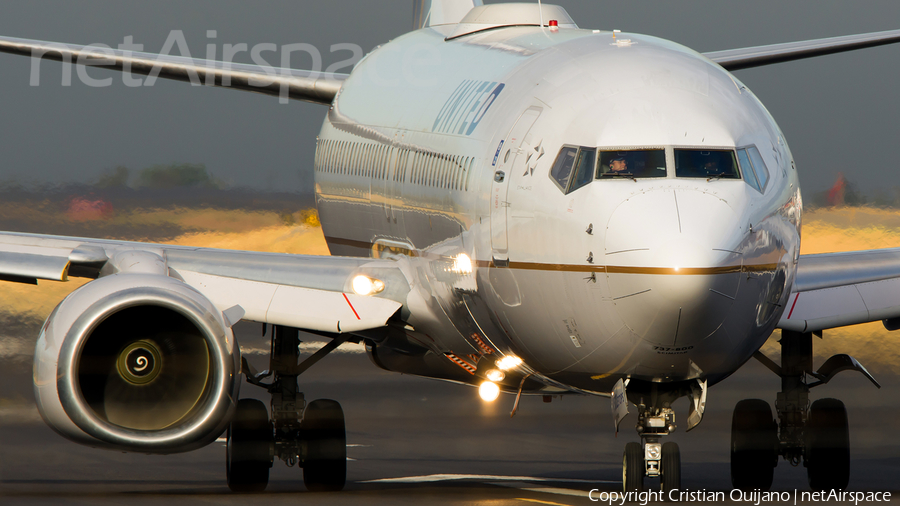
xmin=598 ymin=150 xmax=666 ymax=179
xmin=549 ymin=146 xmax=578 ymax=191
xmin=674 ymin=149 xmax=740 ymax=179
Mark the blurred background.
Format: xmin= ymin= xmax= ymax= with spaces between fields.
xmin=2 ymin=0 xmax=900 ymax=500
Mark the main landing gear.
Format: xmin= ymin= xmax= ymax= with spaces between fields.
xmin=732 ymin=330 xmax=880 ymax=491
xmin=226 ymin=325 xmax=349 ymax=493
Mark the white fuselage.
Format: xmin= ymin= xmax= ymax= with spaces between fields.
xmin=313 ymin=25 xmax=801 ymax=394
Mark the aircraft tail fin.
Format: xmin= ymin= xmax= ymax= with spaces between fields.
xmin=413 ymin=0 xmax=482 ymax=30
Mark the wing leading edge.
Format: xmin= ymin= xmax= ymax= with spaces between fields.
xmin=779 ymin=248 xmax=900 ymax=333
xmin=705 ymin=29 xmax=900 ymax=71
xmin=0 ymin=35 xmax=347 ymax=105
xmin=0 ymin=231 xmax=405 ymax=334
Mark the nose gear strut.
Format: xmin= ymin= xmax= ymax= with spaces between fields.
xmin=617 ymin=380 xmax=696 ymax=493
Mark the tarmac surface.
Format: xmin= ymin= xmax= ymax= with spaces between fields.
xmin=2 ymin=321 xmax=899 ymax=505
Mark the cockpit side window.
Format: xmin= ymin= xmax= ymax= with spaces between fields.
xmin=736 ymin=149 xmax=761 ymax=191
xmin=598 ymin=150 xmax=666 ymax=179
xmin=736 ymin=146 xmax=770 ymax=192
xmin=568 ymin=148 xmax=596 ymax=193
xmin=746 ymin=147 xmax=770 ymax=190
xmin=549 ymin=146 xmax=578 ymax=192
xmin=674 ymin=149 xmax=741 ymax=179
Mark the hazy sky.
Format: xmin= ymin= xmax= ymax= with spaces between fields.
xmin=1 ymin=0 xmax=899 ymax=195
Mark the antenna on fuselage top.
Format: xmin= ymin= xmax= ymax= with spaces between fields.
xmin=538 ymin=0 xmax=544 ymax=27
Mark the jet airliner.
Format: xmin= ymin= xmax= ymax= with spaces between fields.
xmin=2 ymin=0 xmax=900 ymax=493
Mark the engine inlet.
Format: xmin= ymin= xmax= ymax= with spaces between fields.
xmin=117 ymin=340 xmax=162 ymax=385
xmin=77 ymin=305 xmax=212 ymax=431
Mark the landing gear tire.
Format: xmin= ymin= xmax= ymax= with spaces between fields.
xmin=731 ymin=399 xmax=777 ymax=491
xmin=623 ymin=441 xmax=643 ymax=493
xmin=807 ymin=398 xmax=850 ymax=491
xmin=302 ymin=399 xmax=347 ymax=492
xmin=227 ymin=399 xmax=273 ymax=493
xmin=660 ymin=442 xmax=681 ymax=493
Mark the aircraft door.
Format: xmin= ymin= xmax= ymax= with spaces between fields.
xmin=380 ymin=137 xmax=407 ymax=240
xmin=490 ymin=107 xmax=541 ymax=264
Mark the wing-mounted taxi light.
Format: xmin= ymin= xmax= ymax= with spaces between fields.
xmin=450 ymin=253 xmax=473 ymax=274
xmin=351 ymin=275 xmax=385 ymax=296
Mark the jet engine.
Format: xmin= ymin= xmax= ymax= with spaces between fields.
xmin=33 ymin=272 xmax=239 ymax=454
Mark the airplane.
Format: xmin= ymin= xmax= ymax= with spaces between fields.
xmin=2 ymin=0 xmax=900 ymax=494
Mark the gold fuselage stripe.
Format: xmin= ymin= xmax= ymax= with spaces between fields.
xmin=324 ymin=236 xmax=777 ymax=275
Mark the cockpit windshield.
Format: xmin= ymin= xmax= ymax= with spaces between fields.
xmin=597 ymin=150 xmax=667 ymax=179
xmin=548 ymin=145 xmax=759 ymax=195
xmin=674 ymin=149 xmax=740 ymax=179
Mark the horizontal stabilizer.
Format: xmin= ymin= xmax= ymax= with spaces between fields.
xmin=413 ymin=0 xmax=483 ymax=29
xmin=0 ymin=35 xmax=347 ymax=105
xmin=705 ymin=29 xmax=900 ymax=71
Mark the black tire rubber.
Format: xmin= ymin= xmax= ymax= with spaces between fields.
xmin=226 ymin=398 xmax=273 ymax=493
xmin=623 ymin=441 xmax=643 ymax=493
xmin=731 ymin=398 xmax=777 ymax=491
xmin=807 ymin=398 xmax=850 ymax=491
xmin=302 ymin=399 xmax=347 ymax=492
xmin=660 ymin=442 xmax=681 ymax=493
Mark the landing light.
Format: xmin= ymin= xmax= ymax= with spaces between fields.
xmin=451 ymin=253 xmax=473 ymax=275
xmin=496 ymin=355 xmax=523 ymax=371
xmin=479 ymin=381 xmax=500 ymax=402
xmin=485 ymin=369 xmax=505 ymax=382
xmin=352 ymin=275 xmax=385 ymax=296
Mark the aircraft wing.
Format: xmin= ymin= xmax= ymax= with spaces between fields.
xmin=0 ymin=231 xmax=404 ymax=334
xmin=705 ymin=29 xmax=900 ymax=71
xmin=778 ymin=248 xmax=900 ymax=333
xmin=0 ymin=35 xmax=346 ymax=105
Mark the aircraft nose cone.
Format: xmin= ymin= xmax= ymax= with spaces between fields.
xmin=604 ymin=189 xmax=744 ymax=346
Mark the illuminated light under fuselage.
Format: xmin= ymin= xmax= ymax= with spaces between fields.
xmin=485 ymin=369 xmax=505 ymax=382
xmin=496 ymin=355 xmax=523 ymax=371
xmin=478 ymin=381 xmax=500 ymax=402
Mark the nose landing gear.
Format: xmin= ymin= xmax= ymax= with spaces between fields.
xmin=732 ymin=330 xmax=878 ymax=491
xmin=622 ymin=398 xmax=681 ymax=493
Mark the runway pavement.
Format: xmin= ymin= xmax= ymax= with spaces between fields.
xmin=2 ymin=321 xmax=899 ymax=505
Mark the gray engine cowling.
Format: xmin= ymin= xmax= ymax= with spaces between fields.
xmin=33 ymin=272 xmax=239 ymax=454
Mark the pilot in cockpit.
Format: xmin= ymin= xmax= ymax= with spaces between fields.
xmin=703 ymin=160 xmax=723 ymax=177
xmin=609 ymin=156 xmax=628 ymax=173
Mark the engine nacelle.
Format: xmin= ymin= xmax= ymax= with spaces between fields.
xmin=34 ymin=273 xmax=239 ymax=454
